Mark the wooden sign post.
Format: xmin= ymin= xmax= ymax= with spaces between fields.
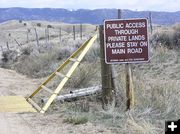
xmin=99 ymin=25 xmax=113 ymax=110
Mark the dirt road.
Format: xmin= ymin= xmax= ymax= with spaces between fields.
xmin=0 ymin=68 xmax=111 ymax=134
xmin=0 ymin=68 xmax=40 ymax=134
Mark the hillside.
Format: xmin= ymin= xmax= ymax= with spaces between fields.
xmin=0 ymin=8 xmax=180 ymax=25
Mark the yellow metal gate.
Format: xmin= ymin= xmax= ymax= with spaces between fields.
xmin=26 ymin=34 xmax=98 ymax=113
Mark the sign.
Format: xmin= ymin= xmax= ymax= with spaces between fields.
xmin=104 ymin=18 xmax=149 ymax=64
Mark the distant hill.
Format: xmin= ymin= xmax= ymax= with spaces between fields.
xmin=0 ymin=8 xmax=180 ymax=25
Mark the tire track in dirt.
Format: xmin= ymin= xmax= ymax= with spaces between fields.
xmin=0 ymin=68 xmax=40 ymax=96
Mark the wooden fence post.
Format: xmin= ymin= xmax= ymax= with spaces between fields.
xmin=118 ymin=9 xmax=122 ymax=19
xmin=26 ymin=29 xmax=30 ymax=43
xmin=34 ymin=28 xmax=40 ymax=52
xmin=73 ymin=25 xmax=76 ymax=40
xmin=110 ymin=9 xmax=124 ymax=106
xmin=45 ymin=28 xmax=49 ymax=47
xmin=80 ymin=24 xmax=83 ymax=40
xmin=117 ymin=9 xmax=135 ymax=110
xmin=125 ymin=64 xmax=135 ymax=110
xmin=6 ymin=42 xmax=9 ymax=50
xmin=149 ymin=12 xmax=153 ymax=34
xmin=59 ymin=27 xmax=61 ymax=42
xmin=47 ymin=28 xmax=50 ymax=42
xmin=99 ymin=25 xmax=113 ymax=110
xmin=34 ymin=28 xmax=40 ymax=47
xmin=0 ymin=46 xmax=3 ymax=52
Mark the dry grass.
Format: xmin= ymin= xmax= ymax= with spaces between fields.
xmin=55 ymin=45 xmax=180 ymax=133
xmin=151 ymin=23 xmax=180 ymax=48
xmin=63 ymin=115 xmax=88 ymax=125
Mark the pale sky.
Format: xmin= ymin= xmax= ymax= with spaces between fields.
xmin=0 ymin=0 xmax=179 ymax=12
